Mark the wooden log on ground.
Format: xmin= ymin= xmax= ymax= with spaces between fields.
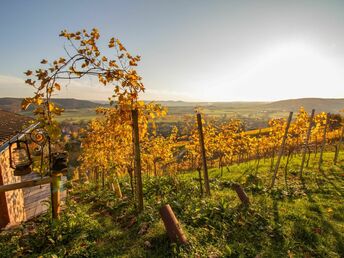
xmin=159 ymin=204 xmax=187 ymax=244
xmin=232 ymin=183 xmax=250 ymax=205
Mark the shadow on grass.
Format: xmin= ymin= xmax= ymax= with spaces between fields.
xmin=271 ymin=199 xmax=286 ymax=254
xmin=301 ymin=179 xmax=344 ymax=255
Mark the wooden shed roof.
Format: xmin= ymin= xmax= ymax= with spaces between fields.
xmin=0 ymin=109 xmax=34 ymax=148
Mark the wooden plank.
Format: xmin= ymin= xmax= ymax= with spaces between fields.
xmin=23 ymin=178 xmax=67 ymax=221
xmin=24 ymin=186 xmax=50 ymax=198
xmin=0 ymin=177 xmax=51 ymax=193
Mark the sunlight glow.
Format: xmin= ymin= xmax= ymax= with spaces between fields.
xmin=205 ymin=41 xmax=344 ymax=101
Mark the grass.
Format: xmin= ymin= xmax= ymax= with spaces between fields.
xmin=55 ymin=108 xmax=100 ymax=122
xmin=0 ymin=151 xmax=343 ymax=257
xmin=51 ymin=105 xmax=289 ymax=125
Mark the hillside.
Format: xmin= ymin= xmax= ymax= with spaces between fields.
xmin=1 ymin=151 xmax=343 ymax=257
xmin=154 ymin=99 xmax=344 ymax=113
xmin=0 ymin=98 xmax=104 ymax=113
xmin=1 ymin=97 xmax=343 ymax=115
xmin=262 ymin=98 xmax=344 ymax=113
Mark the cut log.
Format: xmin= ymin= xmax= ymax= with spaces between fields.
xmin=232 ymin=183 xmax=250 ymax=205
xmin=159 ymin=204 xmax=187 ymax=244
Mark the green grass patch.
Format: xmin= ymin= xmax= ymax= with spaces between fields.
xmin=0 ymin=152 xmax=343 ymax=257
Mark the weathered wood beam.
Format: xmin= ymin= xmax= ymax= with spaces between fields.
xmin=0 ymin=177 xmax=51 ymax=193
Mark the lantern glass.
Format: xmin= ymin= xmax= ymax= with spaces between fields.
xmin=12 ymin=146 xmax=31 ymax=167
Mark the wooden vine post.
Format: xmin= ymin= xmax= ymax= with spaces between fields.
xmin=196 ymin=113 xmax=211 ymax=196
xmin=319 ymin=113 xmax=330 ymax=171
xmin=112 ymin=178 xmax=123 ymax=199
xmin=51 ymin=173 xmax=62 ymax=220
xmin=132 ymin=109 xmax=144 ymax=212
xmin=271 ymin=112 xmax=293 ymax=188
xmin=50 ymin=152 xmax=68 ymax=220
xmin=334 ymin=126 xmax=344 ymax=165
xmin=197 ymin=167 xmax=203 ymax=197
xmin=159 ymin=204 xmax=187 ymax=244
xmin=300 ymin=109 xmax=315 ymax=179
xmin=95 ymin=166 xmax=99 ymax=190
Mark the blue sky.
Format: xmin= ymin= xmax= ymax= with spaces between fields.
xmin=1 ymin=0 xmax=344 ymax=101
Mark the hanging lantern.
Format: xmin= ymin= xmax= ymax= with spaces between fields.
xmin=9 ymin=139 xmax=33 ymax=176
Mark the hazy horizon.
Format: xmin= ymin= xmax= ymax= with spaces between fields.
xmin=1 ymin=1 xmax=344 ymax=101
xmin=2 ymin=96 xmax=344 ymax=105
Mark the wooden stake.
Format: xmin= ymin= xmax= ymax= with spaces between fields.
xmin=300 ymin=109 xmax=315 ymax=179
xmin=319 ymin=113 xmax=329 ymax=170
xmin=271 ymin=112 xmax=293 ymax=188
xmin=197 ymin=167 xmax=203 ymax=197
xmin=159 ymin=204 xmax=187 ymax=244
xmin=196 ymin=113 xmax=211 ymax=196
xmin=112 ymin=178 xmax=123 ymax=199
xmin=95 ymin=167 xmax=99 ymax=190
xmin=51 ymin=173 xmax=61 ymax=220
xmin=132 ymin=109 xmax=144 ymax=212
xmin=334 ymin=126 xmax=344 ymax=165
xmin=102 ymin=170 xmax=105 ymax=189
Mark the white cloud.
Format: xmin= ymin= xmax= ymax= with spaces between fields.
xmin=142 ymin=88 xmax=200 ymax=101
xmin=0 ymin=74 xmax=200 ymax=101
xmin=0 ymin=75 xmax=33 ymax=97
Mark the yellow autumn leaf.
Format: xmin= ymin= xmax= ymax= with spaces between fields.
xmin=25 ymin=79 xmax=34 ymax=85
xmin=21 ymin=98 xmax=32 ymax=110
xmin=55 ymin=83 xmax=61 ymax=91
xmin=48 ymin=102 xmax=55 ymax=111
xmin=36 ymin=97 xmax=43 ymax=105
xmin=108 ymin=37 xmax=115 ymax=48
xmin=129 ymin=60 xmax=137 ymax=66
xmin=116 ymin=39 xmax=126 ymax=51
xmin=24 ymin=70 xmax=32 ymax=76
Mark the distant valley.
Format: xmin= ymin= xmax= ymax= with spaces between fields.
xmin=0 ymin=97 xmax=343 ymax=128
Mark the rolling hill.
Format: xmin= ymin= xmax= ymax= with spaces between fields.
xmin=0 ymin=97 xmax=343 ymax=115
xmin=262 ymin=98 xmax=344 ymax=113
xmin=0 ymin=98 xmax=104 ymax=113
